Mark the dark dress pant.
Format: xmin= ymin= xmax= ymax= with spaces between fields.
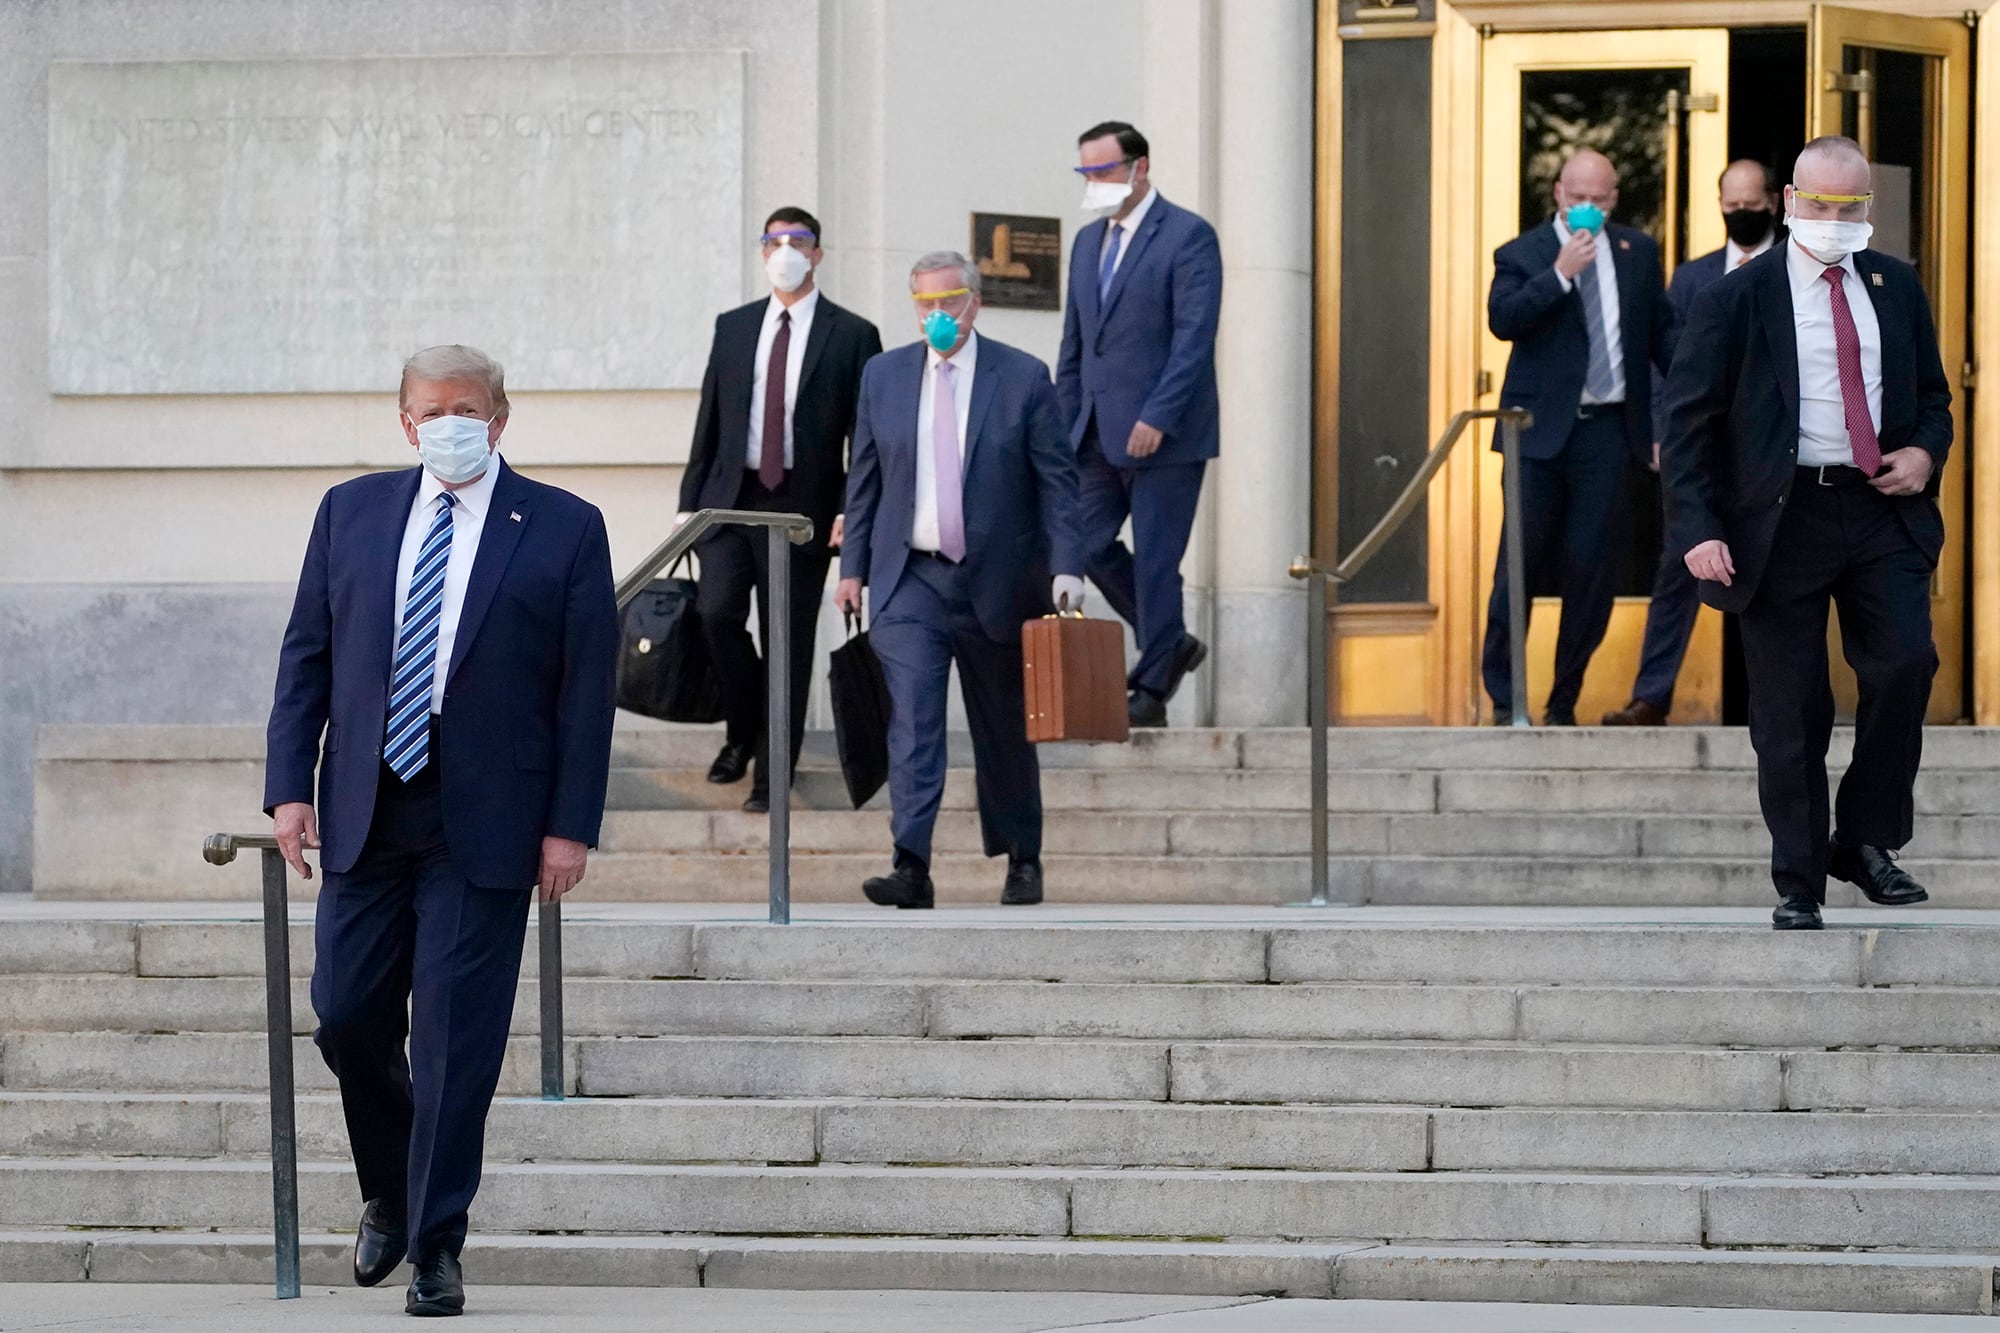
xmin=311 ymin=733 xmax=532 ymax=1261
xmin=1628 ymin=542 xmax=1705 ymax=712
xmin=1482 ymin=410 xmax=1628 ymax=714
xmin=694 ymin=470 xmax=832 ymax=786
xmin=870 ymin=554 xmax=1042 ymax=867
xmin=1738 ymin=477 xmax=1936 ymax=902
xmin=1078 ymin=424 xmax=1205 ymax=697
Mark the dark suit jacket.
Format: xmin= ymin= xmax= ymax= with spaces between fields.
xmin=841 ymin=334 xmax=1085 ymax=643
xmin=1055 ymin=194 xmax=1223 ymax=468
xmin=264 ymin=459 xmax=620 ymax=890
xmin=1660 ymin=244 xmax=1954 ymax=614
xmin=678 ymin=294 xmax=883 ymax=553
xmin=1489 ymin=220 xmax=1676 ymax=462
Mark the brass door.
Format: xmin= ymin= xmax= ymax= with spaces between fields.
xmin=1476 ymin=30 xmax=1731 ymax=724
xmin=1810 ymin=5 xmax=1972 ymax=722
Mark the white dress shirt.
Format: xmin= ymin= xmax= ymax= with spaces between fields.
xmin=391 ymin=454 xmax=500 ymax=714
xmin=1787 ymin=240 xmax=1883 ymax=468
xmin=912 ymin=330 xmax=979 ymax=553
xmin=1098 ymin=184 xmax=1159 ymax=279
xmin=1725 ymin=234 xmax=1773 ymax=271
xmin=1550 ymin=216 xmax=1626 ymax=405
xmin=747 ymin=287 xmax=820 ymax=471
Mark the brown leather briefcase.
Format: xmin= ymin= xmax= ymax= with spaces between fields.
xmin=1021 ymin=612 xmax=1130 ymax=744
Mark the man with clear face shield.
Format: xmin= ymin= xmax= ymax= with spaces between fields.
xmin=837 ymin=253 xmax=1085 ymax=908
xmin=264 ymin=345 xmax=619 ymax=1313
xmin=678 ymin=207 xmax=881 ymax=811
xmin=1662 ymin=136 xmax=1953 ymax=930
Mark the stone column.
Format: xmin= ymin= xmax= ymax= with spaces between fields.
xmin=1209 ymin=0 xmax=1315 ymax=727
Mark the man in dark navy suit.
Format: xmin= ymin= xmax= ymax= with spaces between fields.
xmin=1057 ymin=121 xmax=1221 ymax=728
xmin=1663 ymin=137 xmax=1952 ymax=930
xmin=1485 ymin=148 xmax=1677 ymax=724
xmin=1604 ymin=160 xmax=1781 ymax=725
xmin=265 ymin=345 xmax=618 ymax=1315
xmin=836 ymin=251 xmax=1085 ymax=908
xmin=678 ymin=206 xmax=882 ymax=810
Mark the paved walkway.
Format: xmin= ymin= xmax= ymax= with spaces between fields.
xmin=0 ymin=1288 xmax=1991 ymax=1330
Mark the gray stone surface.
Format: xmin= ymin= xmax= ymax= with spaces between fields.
xmin=554 ymin=979 xmax=928 ymax=1037
xmin=1705 ymin=1177 xmax=2000 ymax=1250
xmin=1786 ymin=1051 xmax=2000 ymax=1110
xmin=690 ymin=925 xmax=1269 ymax=983
xmin=925 ymin=982 xmax=1516 ymax=1041
xmin=1268 ymin=926 xmax=1863 ymax=987
xmin=1520 ymin=985 xmax=2000 ymax=1048
xmin=0 ymin=1092 xmax=226 ymax=1157
xmin=0 ymin=920 xmax=135 ymax=974
xmin=0 ymin=1031 xmax=560 ymax=1095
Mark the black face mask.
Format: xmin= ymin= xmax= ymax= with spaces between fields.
xmin=1723 ymin=207 xmax=1775 ymax=248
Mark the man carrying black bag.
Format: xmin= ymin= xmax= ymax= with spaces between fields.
xmin=677 ymin=206 xmax=883 ymax=812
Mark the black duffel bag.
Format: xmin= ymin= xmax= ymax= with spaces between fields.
xmin=828 ymin=611 xmax=894 ymax=808
xmin=616 ymin=557 xmax=724 ymax=723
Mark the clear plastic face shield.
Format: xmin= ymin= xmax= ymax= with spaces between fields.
xmin=911 ymin=286 xmax=977 ymax=352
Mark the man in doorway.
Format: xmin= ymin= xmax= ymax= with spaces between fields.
xmin=1056 ymin=120 xmax=1222 ymax=728
xmin=1604 ymin=159 xmax=1782 ymax=725
xmin=1662 ymin=136 xmax=1952 ymax=930
xmin=679 ymin=207 xmax=882 ymax=811
xmin=1485 ymin=148 xmax=1677 ymax=725
xmin=836 ymin=252 xmax=1085 ymax=909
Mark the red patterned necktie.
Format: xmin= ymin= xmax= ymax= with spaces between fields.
xmin=759 ymin=310 xmax=791 ymax=490
xmin=1821 ymin=266 xmax=1883 ymax=475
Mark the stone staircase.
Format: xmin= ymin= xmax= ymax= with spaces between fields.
xmin=4 ymin=910 xmax=2000 ymax=1315
xmin=34 ymin=723 xmax=2000 ymax=906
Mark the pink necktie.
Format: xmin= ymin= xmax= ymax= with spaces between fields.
xmin=932 ymin=360 xmax=966 ymax=561
xmin=1822 ymin=267 xmax=1883 ymax=475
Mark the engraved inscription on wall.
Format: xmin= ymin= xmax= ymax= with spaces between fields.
xmin=48 ymin=54 xmax=745 ymax=395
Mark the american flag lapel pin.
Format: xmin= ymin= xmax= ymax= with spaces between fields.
xmin=1870 ymin=272 xmax=1884 ymax=287
xmin=1618 ymin=238 xmax=1630 ymax=250
xmin=510 ymin=511 xmax=522 ymax=522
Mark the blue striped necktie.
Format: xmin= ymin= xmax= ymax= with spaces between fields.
xmin=1573 ymin=255 xmax=1623 ymax=401
xmin=385 ymin=493 xmax=456 ymax=781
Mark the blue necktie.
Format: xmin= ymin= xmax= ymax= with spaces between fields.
xmin=1098 ymin=223 xmax=1122 ymax=302
xmin=1573 ymin=254 xmax=1623 ymax=401
xmin=385 ymin=493 xmax=456 ymax=781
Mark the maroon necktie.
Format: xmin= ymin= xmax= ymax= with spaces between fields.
xmin=759 ymin=310 xmax=791 ymax=490
xmin=1821 ymin=267 xmax=1883 ymax=475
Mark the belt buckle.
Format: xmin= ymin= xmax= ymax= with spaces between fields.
xmin=1576 ymin=405 xmax=1591 ymax=420
xmin=1816 ymin=465 xmax=1834 ymax=487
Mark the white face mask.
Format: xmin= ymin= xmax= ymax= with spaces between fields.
xmin=412 ymin=414 xmax=494 ymax=485
xmin=1788 ymin=215 xmax=1873 ymax=264
xmin=765 ymin=242 xmax=812 ymax=294
xmin=1081 ymin=177 xmax=1133 ymax=217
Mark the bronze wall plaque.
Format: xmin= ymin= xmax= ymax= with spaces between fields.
xmin=971 ymin=212 xmax=1062 ymax=311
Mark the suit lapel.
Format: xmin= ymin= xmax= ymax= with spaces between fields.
xmin=1098 ymin=199 xmax=1167 ymax=325
xmin=1754 ymin=250 xmax=1801 ymax=426
xmin=961 ymin=347 xmax=997 ymax=476
xmin=1851 ymin=250 xmax=1908 ymax=427
xmin=1609 ymin=227 xmax=1641 ymax=365
xmin=797 ymin=298 xmax=836 ymax=393
xmin=446 ymin=460 xmax=529 ymax=684
xmin=362 ymin=469 xmax=425 ymax=689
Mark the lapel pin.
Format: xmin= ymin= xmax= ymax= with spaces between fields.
xmin=1618 ymin=239 xmax=1630 ymax=251
xmin=1870 ymin=272 xmax=1884 ymax=287
xmin=510 ymin=511 xmax=522 ymax=522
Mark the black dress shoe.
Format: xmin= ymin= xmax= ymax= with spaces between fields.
xmin=707 ymin=741 xmax=754 ymax=785
xmin=1491 ymin=707 xmax=1514 ymax=727
xmin=1128 ymin=689 xmax=1168 ymax=729
xmin=742 ymin=791 xmax=769 ymax=814
xmin=1160 ymin=635 xmax=1208 ymax=704
xmin=1829 ymin=842 xmax=1930 ymax=905
xmin=1773 ymin=897 xmax=1825 ymax=930
xmin=405 ymin=1249 xmax=464 ymax=1317
xmin=1542 ymin=706 xmax=1578 ymax=727
xmin=1602 ymin=698 xmax=1669 ymax=727
xmin=863 ymin=860 xmax=934 ymax=910
xmin=353 ymin=1198 xmax=406 ymax=1288
xmin=1001 ymin=858 xmax=1043 ymax=906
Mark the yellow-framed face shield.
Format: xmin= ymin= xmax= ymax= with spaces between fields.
xmin=1791 ymin=188 xmax=1872 ymax=221
xmin=910 ymin=287 xmax=974 ymax=315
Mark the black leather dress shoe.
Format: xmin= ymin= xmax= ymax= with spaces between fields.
xmin=353 ymin=1198 xmax=406 ymax=1288
xmin=1161 ymin=635 xmax=1208 ymax=703
xmin=1001 ymin=858 xmax=1044 ymax=906
xmin=405 ymin=1249 xmax=465 ymax=1317
xmin=1491 ymin=707 xmax=1514 ymax=727
xmin=742 ymin=791 xmax=769 ymax=814
xmin=863 ymin=861 xmax=934 ymax=910
xmin=1542 ymin=706 xmax=1578 ymax=726
xmin=1128 ymin=690 xmax=1168 ymax=729
xmin=1601 ymin=698 xmax=1669 ymax=727
xmin=1830 ymin=842 xmax=1930 ymax=905
xmin=1772 ymin=897 xmax=1825 ymax=930
xmin=707 ymin=741 xmax=754 ymax=785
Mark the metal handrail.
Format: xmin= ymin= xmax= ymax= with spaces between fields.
xmin=1288 ymin=407 xmax=1534 ymax=907
xmin=203 ymin=506 xmax=816 ymax=1298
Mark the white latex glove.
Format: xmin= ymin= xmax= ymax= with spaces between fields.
xmin=1052 ymin=575 xmax=1087 ymax=613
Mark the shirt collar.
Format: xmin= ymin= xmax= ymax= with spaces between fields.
xmin=1786 ymin=237 xmax=1859 ymax=298
xmin=416 ymin=449 xmax=501 ymax=521
xmin=927 ymin=328 xmax=979 ymax=377
xmin=1725 ymin=235 xmax=1773 ymax=268
xmin=766 ymin=286 xmax=820 ymax=327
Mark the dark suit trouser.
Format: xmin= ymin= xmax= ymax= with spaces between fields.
xmin=1630 ymin=542 xmax=1705 ymax=711
xmin=1739 ymin=480 xmax=1936 ymax=903
xmin=1078 ymin=425 xmax=1205 ymax=697
xmin=694 ymin=471 xmax=832 ymax=788
xmin=311 ymin=745 xmax=532 ymax=1261
xmin=1481 ymin=411 xmax=1629 ymax=714
xmin=870 ymin=555 xmax=1041 ymax=867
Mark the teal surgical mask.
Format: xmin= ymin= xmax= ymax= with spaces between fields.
xmin=922 ymin=309 xmax=960 ymax=353
xmin=1565 ymin=202 xmax=1606 ymax=235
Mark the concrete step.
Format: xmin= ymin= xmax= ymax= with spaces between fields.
xmin=0 ymin=1031 xmax=567 ymax=1096
xmin=8 ymin=1158 xmax=2000 ymax=1249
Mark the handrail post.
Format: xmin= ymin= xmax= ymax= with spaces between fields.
xmin=537 ymin=898 xmax=564 ymax=1099
xmin=1306 ymin=564 xmax=1331 ymax=906
xmin=766 ymin=522 xmax=793 ymax=926
xmin=258 ymin=845 xmax=301 ymax=1300
xmin=1501 ymin=412 xmax=1532 ymax=728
